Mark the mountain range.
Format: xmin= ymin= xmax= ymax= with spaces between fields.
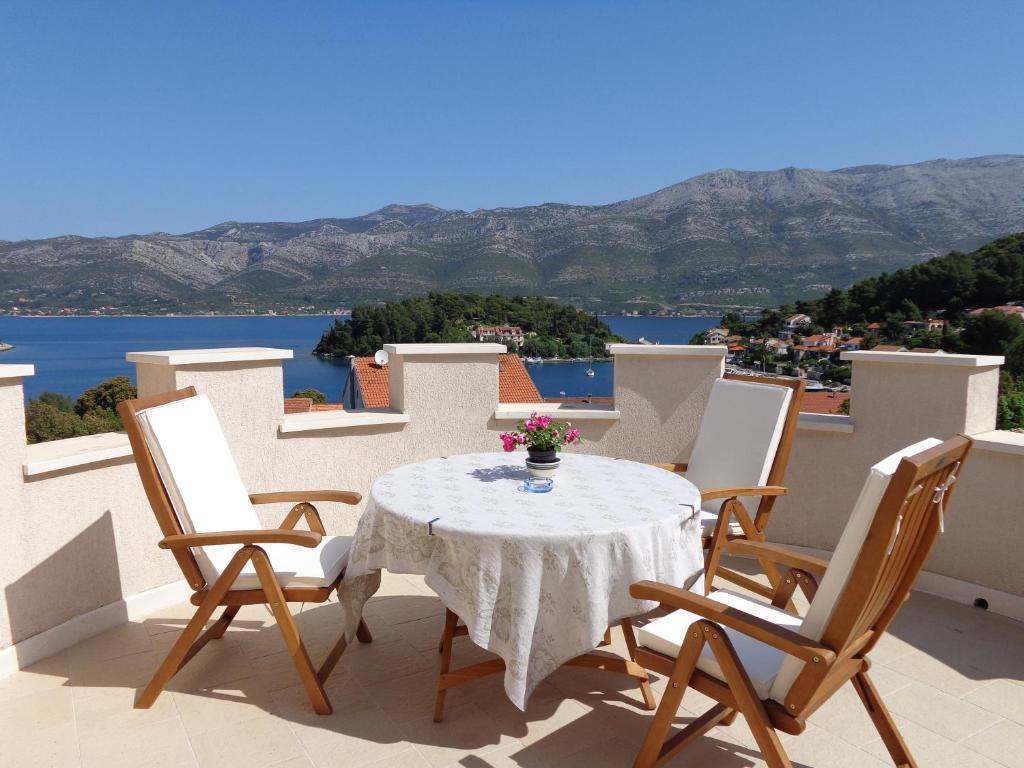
xmin=2 ymin=154 xmax=1023 ymax=313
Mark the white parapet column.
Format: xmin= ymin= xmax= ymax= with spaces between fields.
xmin=0 ymin=365 xmax=33 ymax=651
xmin=603 ymin=345 xmax=726 ymax=463
xmin=384 ymin=343 xmax=505 ymax=460
xmin=842 ymin=350 xmax=1004 ymax=438
xmin=776 ymin=350 xmax=1005 ymax=553
xmin=127 ymin=347 xmax=293 ymax=493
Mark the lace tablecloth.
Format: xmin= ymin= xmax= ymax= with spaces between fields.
xmin=338 ymin=452 xmax=703 ymax=709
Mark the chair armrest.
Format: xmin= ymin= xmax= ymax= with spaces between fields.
xmin=700 ymin=485 xmax=787 ymax=502
xmin=159 ymin=529 xmax=322 ymax=550
xmin=630 ymin=580 xmax=834 ymax=664
xmin=651 ymin=462 xmax=688 ymax=473
xmin=725 ymin=540 xmax=829 ymax=578
xmin=248 ymin=490 xmax=362 ymax=505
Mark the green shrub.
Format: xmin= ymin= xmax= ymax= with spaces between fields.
xmin=291 ymin=388 xmax=327 ymax=404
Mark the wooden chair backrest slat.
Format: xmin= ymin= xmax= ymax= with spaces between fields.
xmin=117 ymin=387 xmax=207 ymax=591
xmin=785 ymin=435 xmax=972 ymax=713
xmin=722 ymin=373 xmax=806 ymax=527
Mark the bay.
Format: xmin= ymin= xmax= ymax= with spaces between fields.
xmin=0 ymin=314 xmax=718 ymax=401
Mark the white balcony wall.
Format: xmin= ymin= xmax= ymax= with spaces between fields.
xmin=1 ymin=344 xmax=1021 ymax=675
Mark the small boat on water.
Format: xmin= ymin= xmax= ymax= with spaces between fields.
xmin=524 ymin=356 xmax=542 ymax=364
xmin=585 ymin=367 xmax=595 ymax=377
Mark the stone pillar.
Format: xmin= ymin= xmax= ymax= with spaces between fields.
xmin=773 ymin=350 xmax=1003 ymax=551
xmin=605 ymin=345 xmax=726 ymax=463
xmin=842 ymin=350 xmax=1003 ymax=440
xmin=0 ymin=365 xmax=33 ymax=651
xmin=127 ymin=348 xmax=292 ymax=495
xmin=384 ymin=343 xmax=505 ymax=460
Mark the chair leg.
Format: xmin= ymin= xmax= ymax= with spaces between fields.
xmin=434 ymin=608 xmax=460 ymax=722
xmin=852 ymin=668 xmax=917 ymax=767
xmin=705 ymin=622 xmax=792 ymax=768
xmin=136 ymin=547 xmax=255 ymax=710
xmin=619 ymin=619 xmax=656 ymax=710
xmin=207 ymin=604 xmax=240 ymax=639
xmin=704 ymin=501 xmax=735 ymax=593
xmin=630 ymin=626 xmax=720 ymax=768
xmin=356 ymin=617 xmax=373 ymax=643
xmin=250 ymin=547 xmax=332 ymax=715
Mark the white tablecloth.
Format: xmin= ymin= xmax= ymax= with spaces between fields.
xmin=339 ymin=452 xmax=703 ymax=709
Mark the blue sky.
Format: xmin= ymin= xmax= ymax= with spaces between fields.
xmin=1 ymin=1 xmax=1021 ymax=240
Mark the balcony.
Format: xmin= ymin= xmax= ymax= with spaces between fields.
xmin=1 ymin=344 xmax=1023 ymax=767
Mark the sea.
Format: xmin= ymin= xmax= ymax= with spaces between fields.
xmin=0 ymin=315 xmax=719 ymax=402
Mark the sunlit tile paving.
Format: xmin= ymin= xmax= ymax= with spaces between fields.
xmin=3 ymin=568 xmax=1022 ymax=768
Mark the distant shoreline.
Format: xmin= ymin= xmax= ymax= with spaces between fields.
xmin=0 ymin=312 xmax=717 ymax=320
xmin=0 ymin=313 xmax=350 ymax=319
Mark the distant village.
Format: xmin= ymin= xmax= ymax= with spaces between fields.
xmin=702 ymin=303 xmax=1024 ymax=382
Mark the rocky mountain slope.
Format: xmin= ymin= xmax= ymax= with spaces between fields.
xmin=3 ymin=155 xmax=1023 ymax=312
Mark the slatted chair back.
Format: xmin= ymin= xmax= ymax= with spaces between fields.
xmin=118 ymin=387 xmax=207 ymax=590
xmin=776 ymin=435 xmax=972 ymax=715
xmin=723 ymin=373 xmax=805 ymax=528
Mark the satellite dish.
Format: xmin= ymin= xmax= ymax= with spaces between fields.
xmin=374 ymin=349 xmax=390 ymax=366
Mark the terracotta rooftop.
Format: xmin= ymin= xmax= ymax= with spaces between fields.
xmin=497 ymin=354 xmax=543 ymax=403
xmin=352 ymin=353 xmax=541 ymax=408
xmin=283 ymin=397 xmax=313 ymax=414
xmin=352 ymin=357 xmax=392 ymax=409
xmin=801 ymin=390 xmax=850 ymax=414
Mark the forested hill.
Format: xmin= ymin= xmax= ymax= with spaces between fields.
xmin=787 ymin=232 xmax=1024 ymax=327
xmin=313 ymin=294 xmax=625 ymax=358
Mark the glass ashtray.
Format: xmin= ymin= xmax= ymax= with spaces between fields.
xmin=523 ymin=477 xmax=554 ymax=493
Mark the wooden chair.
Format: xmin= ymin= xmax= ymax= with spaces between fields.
xmin=629 ymin=435 xmax=972 ymax=768
xmin=654 ymin=373 xmax=805 ymax=596
xmin=118 ymin=386 xmax=372 ymax=715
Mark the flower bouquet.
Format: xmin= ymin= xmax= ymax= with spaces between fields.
xmin=500 ymin=413 xmax=581 ymax=478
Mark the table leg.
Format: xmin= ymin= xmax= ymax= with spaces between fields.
xmin=434 ymin=608 xmax=460 ymax=722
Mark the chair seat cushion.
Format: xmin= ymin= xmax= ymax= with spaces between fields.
xmin=700 ymin=507 xmax=744 ymax=538
xmin=637 ymin=589 xmax=803 ymax=700
xmin=215 ymin=535 xmax=354 ymax=590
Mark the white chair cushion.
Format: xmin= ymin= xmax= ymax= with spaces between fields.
xmin=686 ymin=379 xmax=793 ymax=518
xmin=768 ymin=437 xmax=943 ymax=702
xmin=637 ymin=589 xmax=803 ymax=699
xmin=700 ymin=508 xmax=744 ymax=537
xmin=139 ymin=394 xmax=347 ymax=590
xmin=227 ymin=535 xmax=353 ymax=590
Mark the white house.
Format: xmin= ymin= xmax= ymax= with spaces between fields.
xmin=779 ymin=313 xmax=812 ymax=339
xmin=704 ymin=327 xmax=729 ymax=345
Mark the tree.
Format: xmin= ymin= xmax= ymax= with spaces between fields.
xmin=36 ymin=391 xmax=75 ymax=412
xmin=958 ymin=311 xmax=1024 ymax=357
xmin=75 ymin=376 xmax=137 ymax=417
xmin=291 ymin=388 xmax=326 ymax=404
xmin=25 ymin=401 xmax=85 ymax=443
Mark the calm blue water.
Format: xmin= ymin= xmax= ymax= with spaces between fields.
xmin=0 ymin=315 xmax=718 ymax=401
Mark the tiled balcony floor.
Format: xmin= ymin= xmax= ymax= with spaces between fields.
xmin=3 ymin=569 xmax=1024 ymax=768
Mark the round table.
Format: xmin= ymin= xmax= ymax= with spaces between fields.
xmin=339 ymin=452 xmax=703 ymax=711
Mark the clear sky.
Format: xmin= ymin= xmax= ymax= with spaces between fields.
xmin=1 ymin=1 xmax=1021 ymax=240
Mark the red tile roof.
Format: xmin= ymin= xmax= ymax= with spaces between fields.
xmin=351 ymin=353 xmax=542 ymax=408
xmin=352 ymin=357 xmax=392 ymax=409
xmin=498 ymin=354 xmax=543 ymax=403
xmin=801 ymin=391 xmax=850 ymax=415
xmin=284 ymin=397 xmax=313 ymax=414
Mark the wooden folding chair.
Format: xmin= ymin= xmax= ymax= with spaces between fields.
xmin=654 ymin=373 xmax=805 ymax=597
xmin=118 ymin=387 xmax=372 ymax=715
xmin=629 ymin=435 xmax=972 ymax=767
